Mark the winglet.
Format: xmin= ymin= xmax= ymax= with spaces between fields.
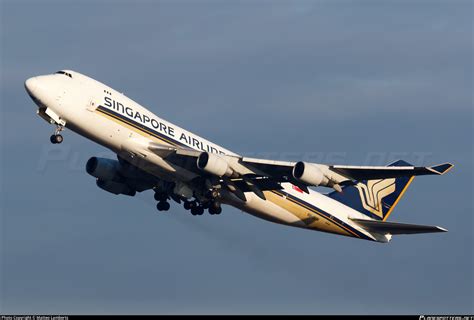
xmin=435 ymin=226 xmax=449 ymax=232
xmin=427 ymin=163 xmax=454 ymax=175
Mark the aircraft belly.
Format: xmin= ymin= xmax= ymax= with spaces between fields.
xmin=227 ymin=190 xmax=354 ymax=238
xmin=263 ymin=191 xmax=354 ymax=236
xmin=227 ymin=191 xmax=306 ymax=227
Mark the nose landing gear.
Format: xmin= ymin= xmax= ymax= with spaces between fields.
xmin=50 ymin=134 xmax=63 ymax=144
xmin=50 ymin=125 xmax=64 ymax=144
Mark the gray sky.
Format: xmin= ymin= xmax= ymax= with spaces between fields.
xmin=1 ymin=0 xmax=473 ymax=314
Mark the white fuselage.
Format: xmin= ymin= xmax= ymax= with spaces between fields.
xmin=25 ymin=70 xmax=377 ymax=242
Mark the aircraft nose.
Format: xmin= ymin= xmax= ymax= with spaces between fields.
xmin=24 ymin=77 xmax=38 ymax=96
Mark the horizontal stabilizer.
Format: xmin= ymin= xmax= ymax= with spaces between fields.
xmin=330 ymin=162 xmax=453 ymax=181
xmin=428 ymin=163 xmax=454 ymax=175
xmin=351 ymin=218 xmax=447 ymax=235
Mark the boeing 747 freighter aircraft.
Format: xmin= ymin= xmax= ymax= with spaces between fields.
xmin=25 ymin=70 xmax=453 ymax=243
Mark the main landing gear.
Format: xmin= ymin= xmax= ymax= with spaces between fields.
xmin=155 ymin=192 xmax=171 ymax=212
xmin=182 ymin=200 xmax=203 ymax=215
xmin=50 ymin=125 xmax=64 ymax=144
xmin=156 ymin=200 xmax=170 ymax=211
xmin=182 ymin=199 xmax=222 ymax=216
xmin=153 ymin=187 xmax=223 ymax=215
xmin=190 ymin=203 xmax=204 ymax=216
xmin=208 ymin=201 xmax=222 ymax=215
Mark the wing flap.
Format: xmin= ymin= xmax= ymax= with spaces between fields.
xmin=232 ymin=177 xmax=283 ymax=193
xmin=148 ymin=142 xmax=202 ymax=158
xmin=351 ymin=218 xmax=447 ymax=235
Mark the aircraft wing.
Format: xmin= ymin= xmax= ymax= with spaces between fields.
xmin=240 ymin=156 xmax=453 ymax=184
xmin=145 ymin=141 xmax=453 ymax=198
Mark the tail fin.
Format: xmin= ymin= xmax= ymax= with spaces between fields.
xmin=328 ymin=160 xmax=414 ymax=221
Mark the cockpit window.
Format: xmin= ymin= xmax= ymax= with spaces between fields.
xmin=55 ymin=70 xmax=72 ymax=78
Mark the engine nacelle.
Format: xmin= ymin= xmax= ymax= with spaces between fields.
xmin=197 ymin=152 xmax=234 ymax=177
xmin=96 ymin=179 xmax=136 ymax=196
xmin=292 ymin=162 xmax=330 ymax=187
xmin=86 ymin=157 xmax=120 ymax=181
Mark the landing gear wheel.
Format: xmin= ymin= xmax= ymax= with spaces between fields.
xmin=196 ymin=206 xmax=204 ymax=215
xmin=183 ymin=201 xmax=192 ymax=210
xmin=209 ymin=206 xmax=222 ymax=215
xmin=156 ymin=201 xmax=170 ymax=211
xmin=50 ymin=134 xmax=63 ymax=144
xmin=55 ymin=134 xmax=63 ymax=144
xmin=50 ymin=124 xmax=65 ymax=144
xmin=191 ymin=205 xmax=204 ymax=216
xmin=209 ymin=202 xmax=222 ymax=215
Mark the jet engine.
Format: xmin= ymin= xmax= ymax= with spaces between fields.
xmin=197 ymin=152 xmax=234 ymax=177
xmin=86 ymin=157 xmax=120 ymax=181
xmin=292 ymin=162 xmax=330 ymax=187
xmin=96 ymin=179 xmax=136 ymax=196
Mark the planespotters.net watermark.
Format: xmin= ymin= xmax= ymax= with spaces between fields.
xmin=34 ymin=144 xmax=437 ymax=173
xmin=419 ymin=316 xmax=474 ymax=320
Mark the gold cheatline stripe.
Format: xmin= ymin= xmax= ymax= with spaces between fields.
xmin=383 ymin=176 xmax=415 ymax=221
xmin=271 ymin=190 xmax=361 ymax=238
xmin=96 ymin=107 xmax=178 ymax=147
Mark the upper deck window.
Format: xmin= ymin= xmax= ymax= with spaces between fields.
xmin=55 ymin=71 xmax=72 ymax=78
